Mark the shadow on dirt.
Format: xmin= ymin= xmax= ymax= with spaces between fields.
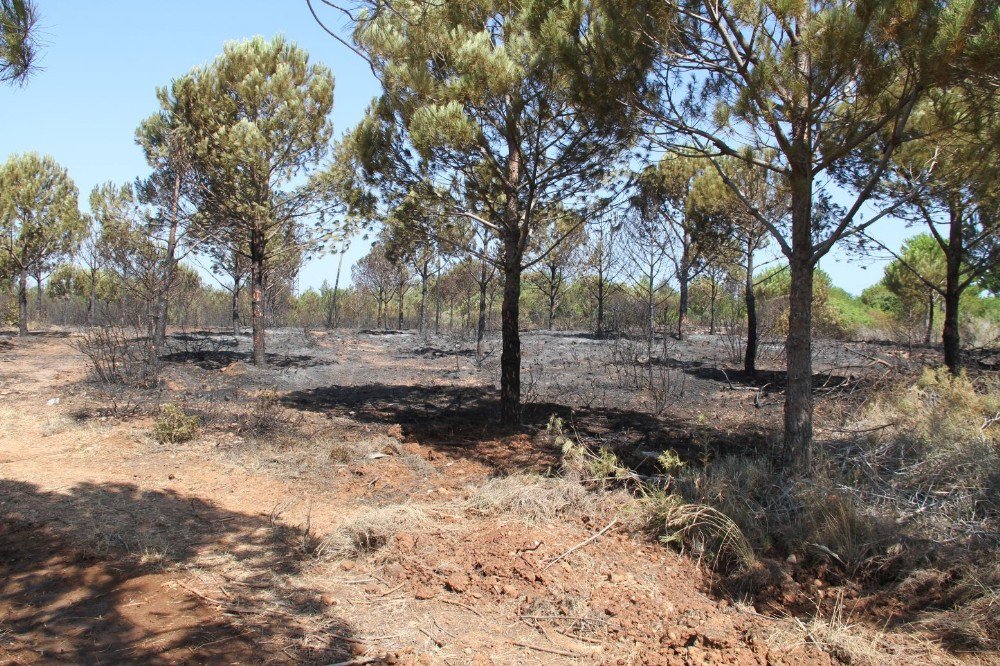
xmin=0 ymin=479 xmax=357 ymax=664
xmin=282 ymin=383 xmax=763 ymax=472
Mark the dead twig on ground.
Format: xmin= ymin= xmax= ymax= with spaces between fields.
xmin=440 ymin=597 xmax=485 ymax=618
xmin=543 ymin=518 xmax=619 ymax=570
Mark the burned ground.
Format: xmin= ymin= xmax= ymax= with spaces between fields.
xmin=0 ymin=327 xmax=987 ymax=664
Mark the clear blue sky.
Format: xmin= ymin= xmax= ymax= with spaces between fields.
xmin=0 ymin=0 xmax=913 ymax=295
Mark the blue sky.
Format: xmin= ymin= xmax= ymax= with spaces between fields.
xmin=0 ymin=0 xmax=913 ymax=295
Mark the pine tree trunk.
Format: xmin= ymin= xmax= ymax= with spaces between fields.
xmin=500 ymin=252 xmax=521 ymax=426
xmin=784 ymin=168 xmax=814 ymax=469
xmin=943 ymin=215 xmax=963 ymax=373
xmin=419 ymin=259 xmax=429 ymax=335
xmin=596 ymin=270 xmax=605 ymax=338
xmin=709 ymin=278 xmax=717 ymax=335
xmin=677 ymin=260 xmax=689 ymax=340
xmin=18 ymin=266 xmax=28 ymax=336
xmin=499 ymin=128 xmax=523 ymax=427
xmin=231 ymin=285 xmax=240 ymax=337
xmin=250 ymin=231 xmax=266 ymax=366
xmin=434 ymin=258 xmax=442 ymax=335
xmin=744 ymin=247 xmax=757 ymax=376
xmin=34 ymin=271 xmax=43 ymax=314
xmin=85 ymin=267 xmax=96 ymax=326
xmin=647 ymin=270 xmax=655 ymax=359
xmin=924 ymin=292 xmax=934 ymax=346
xmin=477 ymin=258 xmax=488 ymax=362
xmin=327 ymin=249 xmax=344 ymax=328
xmin=397 ymin=288 xmax=404 ymax=330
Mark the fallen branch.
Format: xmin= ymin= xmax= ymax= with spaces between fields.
xmin=544 ymin=518 xmax=618 ymax=570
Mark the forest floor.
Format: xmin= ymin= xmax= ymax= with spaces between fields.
xmin=0 ymin=326 xmax=989 ymax=665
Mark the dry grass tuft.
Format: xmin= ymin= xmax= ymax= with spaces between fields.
xmin=643 ymin=490 xmax=757 ymax=572
xmin=318 ymin=505 xmax=429 ymax=559
xmin=465 ymin=474 xmax=593 ymax=521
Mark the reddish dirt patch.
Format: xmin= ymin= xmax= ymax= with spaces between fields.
xmin=0 ymin=520 xmax=264 ymax=665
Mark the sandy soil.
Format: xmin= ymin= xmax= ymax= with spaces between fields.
xmin=0 ymin=327 xmax=906 ymax=664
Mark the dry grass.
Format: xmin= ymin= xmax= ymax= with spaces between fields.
xmin=0 ymin=405 xmax=23 ymax=433
xmin=767 ymin=596 xmax=964 ymax=666
xmin=465 ymin=474 xmax=593 ymax=521
xmin=911 ymin=564 xmax=1000 ymax=654
xmin=643 ymin=490 xmax=757 ymax=572
xmin=317 ymin=505 xmax=429 ymax=559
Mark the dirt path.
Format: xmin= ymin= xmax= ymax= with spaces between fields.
xmin=0 ymin=331 xmax=832 ymax=665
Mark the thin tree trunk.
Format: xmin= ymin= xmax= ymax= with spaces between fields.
xmin=419 ymin=258 xmax=429 ymax=335
xmin=744 ymin=245 xmax=757 ymax=376
xmin=231 ymin=284 xmax=240 ymax=337
xmin=18 ymin=266 xmax=28 ymax=336
xmin=397 ymin=285 xmax=404 ymax=330
xmin=327 ymin=248 xmax=344 ymax=328
xmin=677 ymin=262 xmax=689 ymax=340
xmin=709 ymin=278 xmax=717 ymax=335
xmin=596 ymin=269 xmax=605 ymax=338
xmin=34 ymin=271 xmax=43 ymax=314
xmin=434 ymin=258 xmax=442 ymax=335
xmin=477 ymin=258 xmax=488 ymax=361
xmin=87 ymin=270 xmax=97 ymax=327
xmin=924 ymin=292 xmax=934 ymax=346
xmin=647 ymin=271 xmax=655 ymax=359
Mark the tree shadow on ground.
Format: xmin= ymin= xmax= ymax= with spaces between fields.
xmin=0 ymin=479 xmax=358 ymax=664
xmin=682 ymin=366 xmax=855 ymax=391
xmin=281 ymin=382 xmax=765 ymax=473
xmin=407 ymin=346 xmax=477 ymax=359
xmin=160 ymin=349 xmax=329 ymax=370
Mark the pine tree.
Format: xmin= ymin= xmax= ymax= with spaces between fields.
xmin=0 ymin=0 xmax=38 ymax=85
xmin=324 ymin=0 xmax=649 ymax=424
xmin=166 ymin=36 xmax=336 ymax=365
xmin=0 ymin=153 xmax=84 ymax=335
xmin=606 ymin=0 xmax=986 ymax=466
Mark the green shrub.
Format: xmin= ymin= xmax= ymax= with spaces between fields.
xmin=154 ymin=403 xmax=199 ymax=444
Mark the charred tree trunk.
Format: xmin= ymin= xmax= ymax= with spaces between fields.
xmin=419 ymin=258 xmax=429 ymax=335
xmin=595 ymin=269 xmax=606 ymax=338
xmin=677 ymin=250 xmax=690 ymax=340
xmin=942 ymin=213 xmax=963 ymax=373
xmin=327 ymin=248 xmax=344 ymax=328
xmin=231 ymin=284 xmax=240 ymax=337
xmin=924 ymin=292 xmax=935 ymax=346
xmin=500 ymin=247 xmax=522 ymax=426
xmin=87 ymin=271 xmax=97 ymax=327
xmin=709 ymin=278 xmax=717 ymax=335
xmin=153 ymin=174 xmax=182 ymax=359
xmin=249 ymin=229 xmax=267 ymax=367
xmin=18 ymin=266 xmax=29 ymax=336
xmin=477 ymin=258 xmax=488 ymax=362
xmin=434 ymin=257 xmax=442 ymax=335
xmin=397 ymin=285 xmax=404 ymax=330
xmin=744 ymin=245 xmax=758 ymax=376
xmin=647 ymin=274 xmax=655 ymax=359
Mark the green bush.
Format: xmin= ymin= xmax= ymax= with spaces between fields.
xmin=153 ymin=403 xmax=200 ymax=445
